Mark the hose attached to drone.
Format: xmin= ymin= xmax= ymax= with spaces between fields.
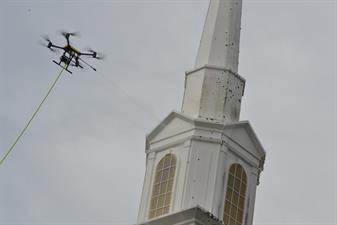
xmin=0 ymin=67 xmax=66 ymax=166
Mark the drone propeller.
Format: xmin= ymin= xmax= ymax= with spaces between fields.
xmin=38 ymin=42 xmax=57 ymax=53
xmin=95 ymin=54 xmax=106 ymax=60
xmin=59 ymin=30 xmax=80 ymax=38
xmin=85 ymin=48 xmax=105 ymax=60
xmin=39 ymin=35 xmax=58 ymax=53
xmin=41 ymin=34 xmax=51 ymax=43
xmin=85 ymin=48 xmax=96 ymax=53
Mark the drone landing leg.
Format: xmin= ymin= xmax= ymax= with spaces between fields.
xmin=52 ymin=60 xmax=60 ymax=65
xmin=53 ymin=60 xmax=72 ymax=74
xmin=78 ymin=57 xmax=97 ymax=72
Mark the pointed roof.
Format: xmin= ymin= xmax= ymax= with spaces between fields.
xmin=146 ymin=111 xmax=223 ymax=142
xmin=223 ymin=121 xmax=266 ymax=169
xmin=195 ymin=0 xmax=242 ymax=73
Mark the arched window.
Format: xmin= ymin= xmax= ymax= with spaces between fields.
xmin=223 ymin=163 xmax=247 ymax=225
xmin=149 ymin=154 xmax=177 ymax=219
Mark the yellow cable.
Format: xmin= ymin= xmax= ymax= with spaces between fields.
xmin=0 ymin=66 xmax=66 ymax=166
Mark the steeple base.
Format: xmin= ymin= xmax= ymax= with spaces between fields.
xmin=182 ymin=65 xmax=245 ymax=124
xmin=136 ymin=206 xmax=223 ymax=225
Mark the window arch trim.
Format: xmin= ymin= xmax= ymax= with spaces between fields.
xmin=148 ymin=153 xmax=177 ymax=219
xmin=223 ymin=163 xmax=248 ymax=225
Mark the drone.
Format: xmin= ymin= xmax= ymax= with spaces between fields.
xmin=40 ymin=31 xmax=104 ymax=74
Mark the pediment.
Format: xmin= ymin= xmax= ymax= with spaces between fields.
xmin=147 ymin=111 xmax=195 ymax=144
xmin=146 ymin=113 xmax=266 ymax=169
xmin=223 ymin=121 xmax=266 ymax=160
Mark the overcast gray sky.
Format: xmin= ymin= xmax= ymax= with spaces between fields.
xmin=1 ymin=0 xmax=336 ymax=225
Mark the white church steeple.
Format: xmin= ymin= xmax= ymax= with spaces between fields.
xmin=136 ymin=1 xmax=266 ymax=225
xmin=182 ymin=0 xmax=245 ymax=124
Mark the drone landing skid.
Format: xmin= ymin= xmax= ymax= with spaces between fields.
xmin=52 ymin=60 xmax=73 ymax=74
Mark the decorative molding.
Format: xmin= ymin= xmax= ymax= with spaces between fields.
xmin=136 ymin=206 xmax=223 ymax=225
xmin=185 ymin=64 xmax=246 ymax=83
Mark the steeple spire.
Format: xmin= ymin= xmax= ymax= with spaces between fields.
xmin=195 ymin=0 xmax=242 ymax=73
xmin=182 ymin=0 xmax=245 ymax=124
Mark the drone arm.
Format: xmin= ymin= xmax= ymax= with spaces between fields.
xmin=80 ymin=52 xmax=96 ymax=57
xmin=50 ymin=44 xmax=64 ymax=50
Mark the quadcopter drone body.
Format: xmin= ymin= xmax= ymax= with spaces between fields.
xmin=42 ymin=32 xmax=103 ymax=74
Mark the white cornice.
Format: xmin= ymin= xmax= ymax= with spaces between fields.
xmin=185 ymin=64 xmax=246 ymax=83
